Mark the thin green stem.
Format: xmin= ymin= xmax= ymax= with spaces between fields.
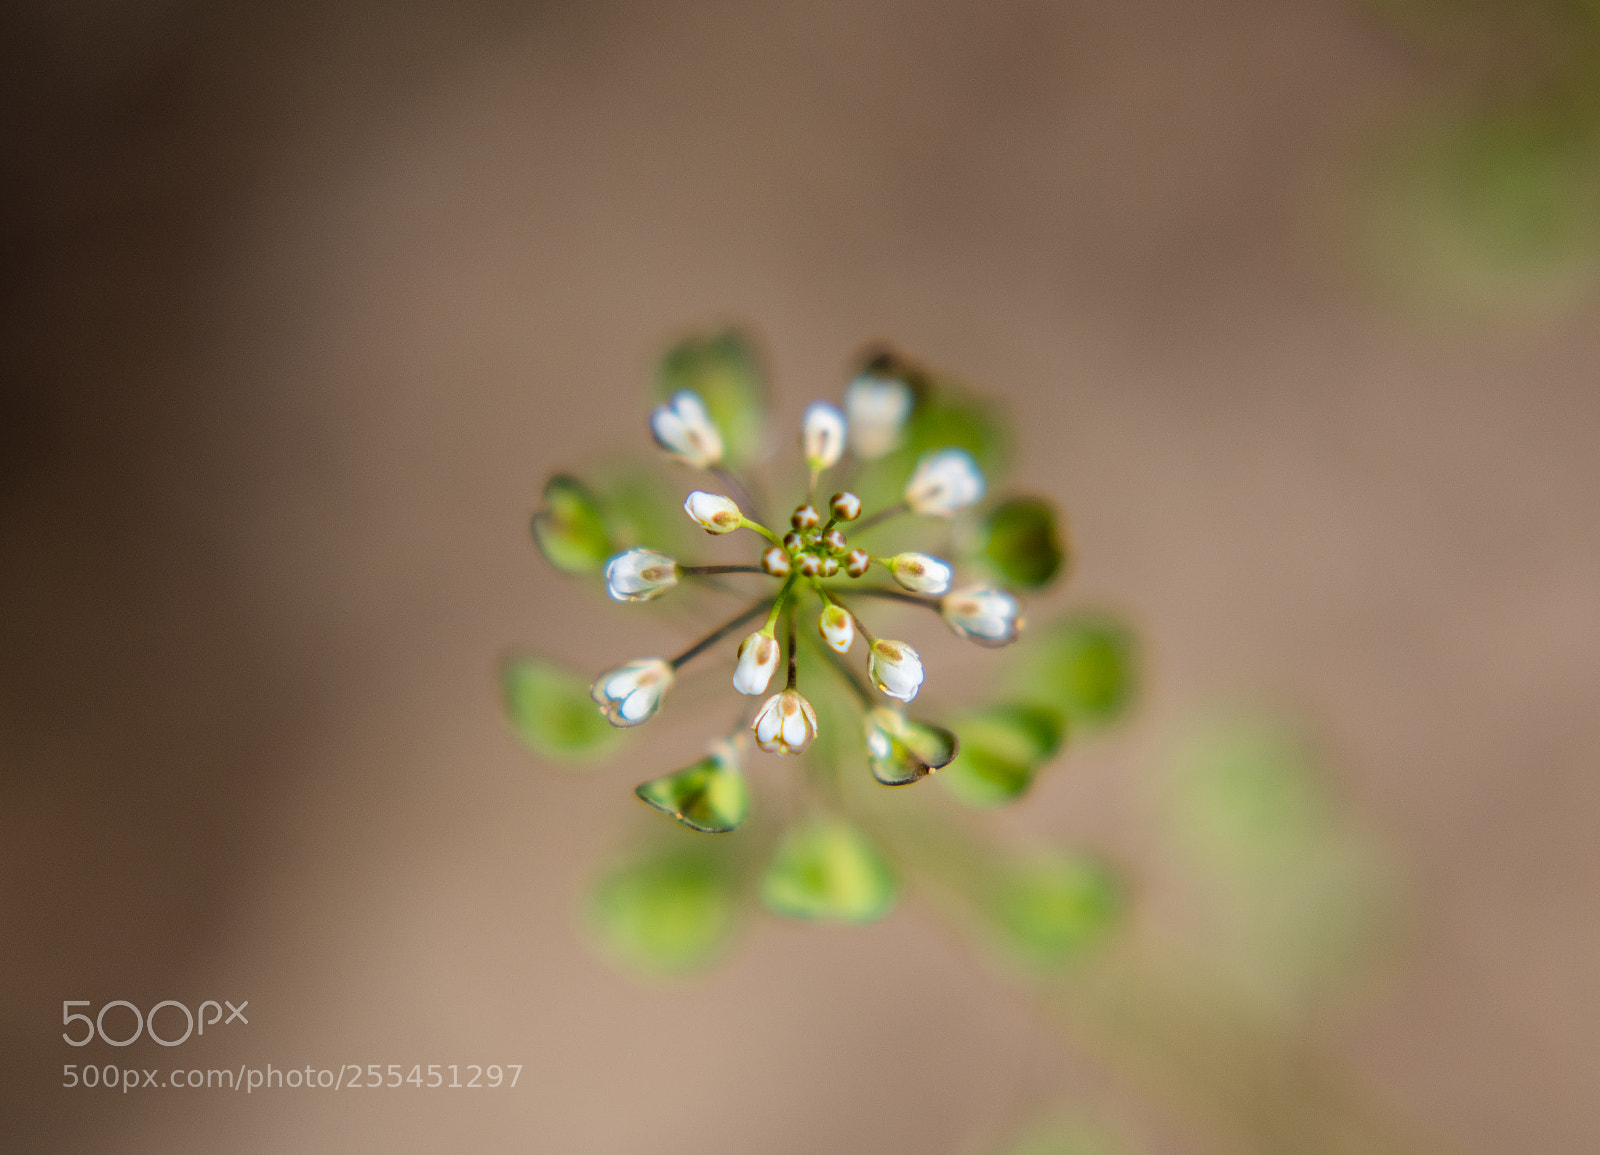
xmin=784 ymin=606 xmax=798 ymax=690
xmin=845 ymin=585 xmax=940 ymax=610
xmin=680 ymin=564 xmax=768 ymax=576
xmin=710 ymin=464 xmax=762 ymax=524
xmin=670 ymin=599 xmax=772 ymax=670
xmin=806 ymin=626 xmax=874 ymax=708
xmin=821 ymin=588 xmax=877 ymax=646
xmin=738 ymin=517 xmax=786 ymax=549
xmin=852 ymin=500 xmax=909 ymax=536
xmin=760 ymin=572 xmax=798 ymax=635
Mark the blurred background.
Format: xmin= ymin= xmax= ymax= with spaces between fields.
xmin=2 ymin=0 xmax=1598 ymax=1152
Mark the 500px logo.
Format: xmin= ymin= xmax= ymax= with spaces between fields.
xmin=63 ymin=1000 xmax=248 ymax=1048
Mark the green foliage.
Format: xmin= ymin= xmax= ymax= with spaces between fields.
xmin=980 ymin=497 xmax=1067 ymax=589
xmin=863 ymin=708 xmax=960 ymax=787
xmin=985 ymin=852 xmax=1122 ymax=968
xmin=904 ymin=388 xmax=1011 ymax=476
xmin=1164 ymin=713 xmax=1390 ymax=1002
xmin=501 ymin=656 xmax=619 ymax=760
xmin=655 ymin=329 xmax=768 ymax=465
xmin=1169 ymin=717 xmax=1332 ymax=868
xmin=941 ymin=703 xmax=1065 ymax=807
xmin=635 ymin=753 xmax=750 ymax=834
xmin=1003 ymin=1115 xmax=1133 ymax=1155
xmin=1366 ymin=88 xmax=1600 ymax=311
xmin=586 ymin=843 xmax=743 ymax=976
xmin=1009 ymin=614 xmax=1138 ymax=729
xmin=530 ymin=475 xmax=614 ymax=574
xmin=598 ymin=463 xmax=697 ymax=557
xmin=761 ymin=817 xmax=897 ymax=923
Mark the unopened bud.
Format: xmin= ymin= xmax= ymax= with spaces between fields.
xmin=761 ymin=547 xmax=791 ymax=577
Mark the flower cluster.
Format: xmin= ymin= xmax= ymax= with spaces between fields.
xmin=510 ymin=333 xmax=1122 ymax=959
xmin=584 ymin=367 xmax=1024 ymax=813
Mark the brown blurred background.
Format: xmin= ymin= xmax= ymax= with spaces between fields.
xmin=2 ymin=1 xmax=1598 ymax=1152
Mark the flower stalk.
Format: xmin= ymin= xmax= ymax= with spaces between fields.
xmin=670 ymin=599 xmax=775 ymax=671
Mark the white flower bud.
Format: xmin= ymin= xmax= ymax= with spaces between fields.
xmin=845 ymin=374 xmax=912 ymax=459
xmin=650 ymin=390 xmax=724 ymax=467
xmin=818 ymin=604 xmax=854 ymax=653
xmin=868 ymin=639 xmax=924 ymax=702
xmin=940 ymin=585 xmax=1023 ymax=647
xmin=801 ymin=401 xmax=846 ymax=470
xmin=732 ymin=631 xmax=780 ymax=695
xmin=888 ymin=552 xmax=952 ymax=595
xmin=904 ymin=448 xmax=985 ymax=516
xmin=590 ymin=658 xmax=674 ymax=727
xmin=752 ymin=689 xmax=819 ymax=756
xmin=683 ymin=490 xmax=742 ymax=534
xmin=604 ymin=548 xmax=679 ymax=602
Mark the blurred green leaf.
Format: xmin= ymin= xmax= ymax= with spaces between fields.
xmin=1003 ymin=1115 xmax=1133 ymax=1155
xmin=598 ymin=463 xmax=696 ymax=556
xmin=863 ymin=707 xmax=959 ymax=787
xmin=635 ymin=751 xmax=750 ymax=834
xmin=986 ymin=851 xmax=1122 ymax=967
xmin=530 ymin=475 xmax=614 ymax=574
xmin=586 ymin=844 xmax=742 ymax=976
xmin=656 ymin=329 xmax=768 ymax=466
xmin=942 ymin=703 xmax=1065 ymax=807
xmin=904 ymin=388 xmax=1011 ymax=476
xmin=980 ymin=497 xmax=1067 ymax=590
xmin=501 ymin=656 xmax=619 ymax=760
xmin=761 ymin=817 xmax=897 ymax=923
xmin=1164 ymin=712 xmax=1391 ymax=1002
xmin=1368 ymin=99 xmax=1600 ymax=310
xmin=1009 ymin=614 xmax=1138 ymax=729
xmin=1169 ymin=717 xmax=1332 ymax=867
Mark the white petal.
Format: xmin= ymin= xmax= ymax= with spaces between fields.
xmin=905 ymin=449 xmax=985 ymax=516
xmin=846 ymin=375 xmax=912 ymax=459
xmin=755 ymin=700 xmax=782 ymax=744
xmin=651 ymin=409 xmax=688 ymax=452
xmin=603 ymin=668 xmax=640 ymax=700
xmin=802 ymin=402 xmax=846 ymax=469
xmin=651 ymin=391 xmax=723 ymax=466
xmin=732 ymin=637 xmax=777 ymax=695
xmin=619 ymin=686 xmax=655 ymax=722
xmin=891 ymin=553 xmax=953 ymax=595
xmin=781 ymin=707 xmax=808 ymax=749
xmin=684 ymin=491 xmax=741 ymax=533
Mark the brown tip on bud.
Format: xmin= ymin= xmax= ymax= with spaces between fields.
xmin=845 ymin=549 xmax=870 ymax=578
xmin=821 ymin=527 xmax=847 ymax=553
xmin=762 ymin=546 xmax=791 ymax=577
xmin=783 ymin=531 xmax=803 ymax=553
xmin=791 ymin=504 xmax=821 ymax=531
xmin=829 ymin=492 xmax=862 ymax=522
xmin=821 ymin=556 xmax=840 ymax=577
xmin=797 ymin=553 xmax=823 ymax=577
